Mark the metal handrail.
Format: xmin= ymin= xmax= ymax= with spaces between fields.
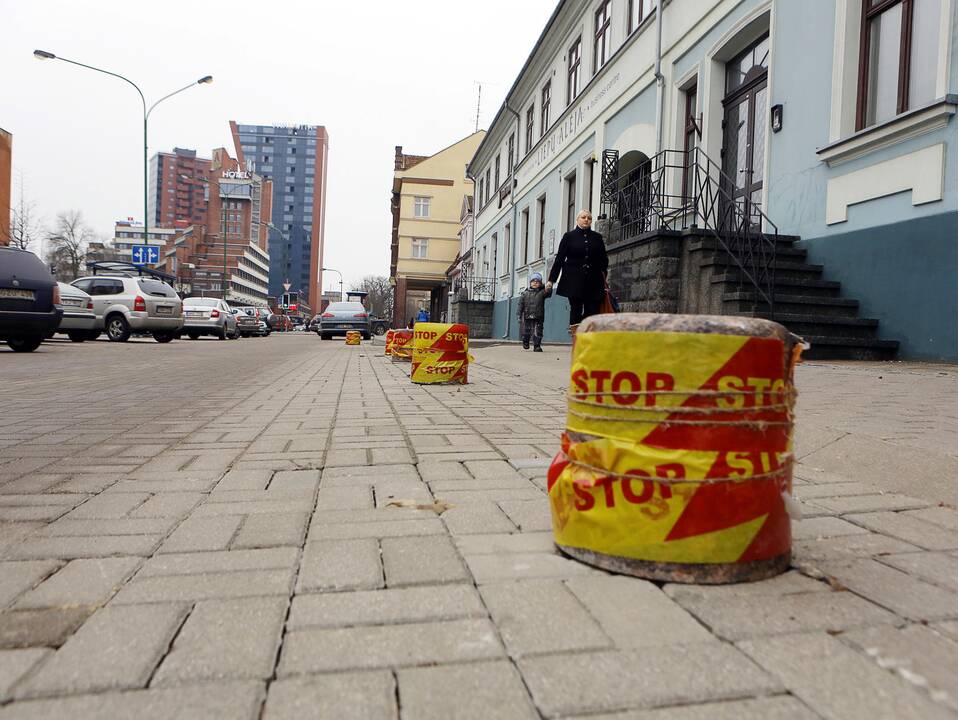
xmin=600 ymin=147 xmax=777 ymax=314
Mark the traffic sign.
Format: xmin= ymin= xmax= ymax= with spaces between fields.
xmin=283 ymin=282 xmax=292 ymax=292
xmin=131 ymin=245 xmax=159 ymax=265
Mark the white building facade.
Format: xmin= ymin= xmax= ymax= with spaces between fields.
xmin=470 ymin=0 xmax=958 ymax=359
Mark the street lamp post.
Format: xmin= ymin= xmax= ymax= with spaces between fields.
xmin=33 ymin=50 xmax=211 ymax=248
xmin=264 ymin=221 xmax=289 ymax=295
xmin=322 ymin=267 xmax=344 ymax=302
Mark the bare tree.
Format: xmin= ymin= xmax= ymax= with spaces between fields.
xmin=46 ymin=210 xmax=96 ymax=281
xmin=351 ymin=275 xmax=394 ymax=319
xmin=6 ymin=172 xmax=40 ymax=251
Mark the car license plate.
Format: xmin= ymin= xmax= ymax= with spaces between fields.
xmin=0 ymin=288 xmax=35 ymax=300
xmin=156 ymin=306 xmax=173 ymax=315
xmin=60 ymin=298 xmax=81 ymax=307
xmin=338 ymin=324 xmax=351 ymax=329
xmin=186 ymin=311 xmax=203 ymax=317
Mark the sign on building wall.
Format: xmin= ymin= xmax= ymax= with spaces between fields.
xmin=517 ymin=72 xmax=622 ymax=187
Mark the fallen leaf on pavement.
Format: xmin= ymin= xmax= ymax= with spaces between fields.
xmin=386 ymin=499 xmax=453 ymax=515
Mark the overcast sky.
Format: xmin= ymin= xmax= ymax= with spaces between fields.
xmin=2 ymin=0 xmax=557 ymax=291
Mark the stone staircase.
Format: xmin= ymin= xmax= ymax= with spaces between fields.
xmin=691 ymin=235 xmax=899 ymax=360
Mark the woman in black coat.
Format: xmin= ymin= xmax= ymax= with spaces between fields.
xmin=546 ymin=209 xmax=608 ymax=326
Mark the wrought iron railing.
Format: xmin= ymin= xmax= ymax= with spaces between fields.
xmin=452 ymin=275 xmax=496 ymax=302
xmin=600 ymin=147 xmax=777 ymax=312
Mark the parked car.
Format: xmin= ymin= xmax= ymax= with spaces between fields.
xmin=234 ymin=306 xmax=270 ymax=337
xmin=71 ymin=263 xmax=183 ymax=343
xmin=0 ymin=247 xmax=62 ymax=352
xmin=231 ymin=307 xmax=257 ymax=337
xmin=55 ymin=282 xmax=97 ymax=342
xmin=318 ymin=301 xmax=371 ymax=340
xmin=182 ymin=297 xmax=237 ymax=340
xmin=270 ymin=314 xmax=294 ymax=332
xmin=369 ymin=316 xmax=388 ymax=336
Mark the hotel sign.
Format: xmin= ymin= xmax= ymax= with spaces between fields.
xmin=222 ymin=159 xmax=255 ymax=179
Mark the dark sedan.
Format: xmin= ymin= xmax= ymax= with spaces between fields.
xmin=0 ymin=247 xmax=62 ymax=352
xmin=318 ymin=302 xmax=371 ymax=340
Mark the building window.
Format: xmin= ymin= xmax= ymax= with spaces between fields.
xmin=858 ymin=0 xmax=940 ymax=129
xmin=503 ymin=223 xmax=511 ymax=274
xmin=478 ymin=178 xmax=485 ymax=208
xmin=540 ymin=81 xmax=552 ymax=137
xmin=682 ymin=84 xmax=699 ymax=199
xmin=507 ymin=134 xmax=515 ymax=175
xmin=565 ymin=173 xmax=577 ymax=232
xmin=485 ymin=168 xmax=491 ymax=204
xmin=494 ymin=155 xmax=501 ymax=190
xmin=568 ymin=37 xmax=582 ymax=104
xmin=414 ymin=196 xmax=431 ymax=218
xmin=411 ymin=238 xmax=429 ymax=258
xmin=520 ymin=208 xmax=530 ymax=266
xmin=536 ymin=196 xmax=546 ymax=259
xmin=628 ymin=0 xmax=649 ymax=34
xmin=490 ymin=233 xmax=497 ymax=274
xmin=594 ymin=0 xmax=612 ymax=73
xmin=525 ymin=104 xmax=535 ymax=153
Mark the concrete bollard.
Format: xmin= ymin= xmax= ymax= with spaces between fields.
xmin=548 ymin=312 xmax=803 ymax=584
xmin=410 ymin=323 xmax=470 ymax=385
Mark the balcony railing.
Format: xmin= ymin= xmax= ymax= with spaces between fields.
xmin=452 ymin=275 xmax=496 ymax=302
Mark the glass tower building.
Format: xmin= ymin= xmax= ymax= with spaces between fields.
xmin=229 ymin=122 xmax=328 ymax=308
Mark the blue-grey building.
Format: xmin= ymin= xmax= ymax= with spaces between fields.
xmin=469 ymin=0 xmax=957 ymax=360
xmin=230 ymin=122 xmax=329 ymax=309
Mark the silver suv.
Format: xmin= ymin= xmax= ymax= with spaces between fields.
xmin=71 ymin=273 xmax=183 ymax=343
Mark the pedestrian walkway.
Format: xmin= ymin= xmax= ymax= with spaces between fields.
xmin=0 ymin=336 xmax=956 ymax=718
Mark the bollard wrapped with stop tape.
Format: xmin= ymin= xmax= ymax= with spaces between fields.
xmin=345 ymin=330 xmax=361 ymax=345
xmin=384 ymin=329 xmax=396 ymax=355
xmin=411 ymin=322 xmax=470 ymax=384
xmin=548 ymin=313 xmax=803 ymax=584
xmin=390 ymin=329 xmax=413 ymax=362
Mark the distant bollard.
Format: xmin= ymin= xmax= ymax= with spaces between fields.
xmin=385 ymin=329 xmax=396 ymax=355
xmin=391 ymin=329 xmax=413 ymax=362
xmin=411 ymin=323 xmax=470 ymax=385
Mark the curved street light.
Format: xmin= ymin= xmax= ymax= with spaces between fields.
xmin=33 ymin=49 xmax=211 ymax=249
xmin=322 ymin=267 xmax=344 ymax=302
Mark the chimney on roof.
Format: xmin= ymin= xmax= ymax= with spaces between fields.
xmin=394 ymin=146 xmax=404 ymax=171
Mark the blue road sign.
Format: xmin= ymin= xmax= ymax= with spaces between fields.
xmin=131 ymin=245 xmax=159 ymax=265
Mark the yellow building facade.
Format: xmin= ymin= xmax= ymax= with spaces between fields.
xmin=390 ymin=131 xmax=484 ymax=326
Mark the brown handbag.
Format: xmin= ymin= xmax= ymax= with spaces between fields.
xmin=598 ymin=276 xmax=619 ymax=314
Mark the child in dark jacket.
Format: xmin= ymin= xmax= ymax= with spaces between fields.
xmin=517 ymin=272 xmax=551 ymax=351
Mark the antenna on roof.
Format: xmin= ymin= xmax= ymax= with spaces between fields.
xmin=475 ymin=82 xmax=482 ymax=133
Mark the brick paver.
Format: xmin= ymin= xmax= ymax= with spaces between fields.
xmin=0 ymin=336 xmax=957 ymax=717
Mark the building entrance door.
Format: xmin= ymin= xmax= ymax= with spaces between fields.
xmin=721 ymin=35 xmax=769 ymax=229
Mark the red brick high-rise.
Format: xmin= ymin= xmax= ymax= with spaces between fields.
xmin=148 ymin=147 xmax=212 ymax=228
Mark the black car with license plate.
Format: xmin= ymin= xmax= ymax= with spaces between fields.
xmin=0 ymin=247 xmax=62 ymax=352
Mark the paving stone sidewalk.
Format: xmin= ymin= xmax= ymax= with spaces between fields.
xmin=0 ymin=335 xmax=956 ymax=719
